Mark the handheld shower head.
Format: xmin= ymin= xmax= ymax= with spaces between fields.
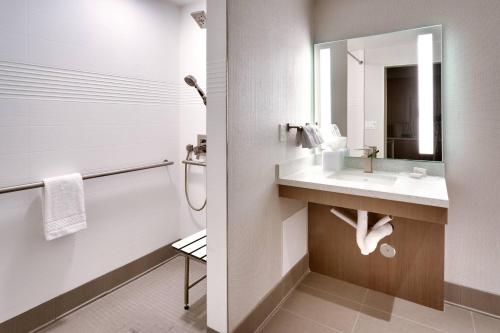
xmin=184 ymin=75 xmax=207 ymax=106
xmin=184 ymin=75 xmax=197 ymax=87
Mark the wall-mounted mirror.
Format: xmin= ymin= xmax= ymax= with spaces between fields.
xmin=314 ymin=25 xmax=442 ymax=161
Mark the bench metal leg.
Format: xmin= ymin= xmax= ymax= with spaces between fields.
xmin=184 ymin=255 xmax=190 ymax=310
xmin=183 ymin=254 xmax=207 ymax=311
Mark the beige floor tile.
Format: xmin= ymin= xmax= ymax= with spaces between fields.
xmin=39 ymin=256 xmax=206 ymax=333
xmin=363 ymin=289 xmax=475 ymax=333
xmin=281 ymin=284 xmax=361 ymax=332
xmin=301 ymin=272 xmax=367 ymax=303
xmin=262 ymin=309 xmax=340 ymax=333
xmin=353 ymin=306 xmax=442 ymax=333
xmin=473 ymin=312 xmax=500 ymax=333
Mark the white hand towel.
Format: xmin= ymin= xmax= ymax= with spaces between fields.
xmin=43 ymin=173 xmax=86 ymax=241
xmin=302 ymin=126 xmax=316 ymax=148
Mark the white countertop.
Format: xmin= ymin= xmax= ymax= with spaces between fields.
xmin=277 ymin=164 xmax=449 ymax=208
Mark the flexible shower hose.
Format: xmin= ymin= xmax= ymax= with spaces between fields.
xmin=184 ymin=160 xmax=207 ymax=211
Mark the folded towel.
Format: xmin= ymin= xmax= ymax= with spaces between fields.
xmin=302 ymin=126 xmax=316 ymax=148
xmin=298 ymin=124 xmax=324 ymax=148
xmin=310 ymin=125 xmax=324 ymax=145
xmin=295 ymin=130 xmax=303 ymax=147
xmin=43 ymin=173 xmax=86 ymax=241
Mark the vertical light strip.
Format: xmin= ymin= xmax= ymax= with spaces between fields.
xmin=319 ymin=48 xmax=332 ymax=126
xmin=418 ymin=34 xmax=434 ymax=154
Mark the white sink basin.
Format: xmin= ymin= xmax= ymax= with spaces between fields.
xmin=328 ymin=169 xmax=397 ymax=186
xmin=276 ymin=156 xmax=449 ymax=208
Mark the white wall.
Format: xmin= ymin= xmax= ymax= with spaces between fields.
xmin=178 ymin=0 xmax=207 ymax=238
xmin=347 ymin=49 xmax=365 ymax=150
xmin=330 ymin=41 xmax=348 ymax=135
xmin=227 ymin=0 xmax=313 ymax=330
xmin=314 ymin=0 xmax=500 ymax=296
xmin=0 ymin=0 xmax=205 ymax=322
xmin=282 ymin=207 xmax=308 ymax=276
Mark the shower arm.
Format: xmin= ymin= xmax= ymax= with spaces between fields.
xmin=347 ymin=51 xmax=364 ymax=65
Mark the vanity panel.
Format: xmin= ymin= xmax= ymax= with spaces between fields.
xmin=308 ymin=202 xmax=445 ymax=310
xmin=279 ymin=185 xmax=447 ymax=224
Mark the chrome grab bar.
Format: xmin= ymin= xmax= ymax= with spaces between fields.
xmin=0 ymin=160 xmax=174 ymax=194
xmin=182 ymin=160 xmax=206 ymax=167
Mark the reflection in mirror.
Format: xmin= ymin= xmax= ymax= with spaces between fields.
xmin=314 ymin=25 xmax=442 ymax=161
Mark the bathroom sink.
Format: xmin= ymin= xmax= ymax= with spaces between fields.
xmin=328 ymin=169 xmax=397 ymax=186
xmin=276 ymin=156 xmax=449 ymax=208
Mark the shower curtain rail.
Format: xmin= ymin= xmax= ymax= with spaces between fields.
xmin=0 ymin=160 xmax=175 ymax=195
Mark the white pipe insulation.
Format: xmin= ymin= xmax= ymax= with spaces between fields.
xmin=330 ymin=208 xmax=393 ymax=255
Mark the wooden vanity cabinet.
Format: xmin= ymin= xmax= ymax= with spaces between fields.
xmin=279 ymin=185 xmax=447 ymax=310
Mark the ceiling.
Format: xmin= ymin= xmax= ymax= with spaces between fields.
xmin=166 ymin=0 xmax=199 ymax=6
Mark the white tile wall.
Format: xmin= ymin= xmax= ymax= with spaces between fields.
xmin=178 ymin=0 xmax=207 ymax=238
xmin=0 ymin=0 xmax=206 ymax=322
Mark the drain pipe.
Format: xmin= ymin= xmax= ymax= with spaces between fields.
xmin=330 ymin=208 xmax=393 ymax=255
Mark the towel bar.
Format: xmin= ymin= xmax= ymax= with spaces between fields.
xmin=286 ymin=122 xmax=318 ymax=132
xmin=0 ymin=160 xmax=175 ymax=195
xmin=286 ymin=123 xmax=305 ymax=132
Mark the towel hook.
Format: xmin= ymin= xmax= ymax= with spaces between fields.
xmin=286 ymin=123 xmax=304 ymax=132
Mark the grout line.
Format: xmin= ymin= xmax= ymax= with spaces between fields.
xmin=255 ymin=268 xmax=310 ymax=332
xmin=293 ymin=274 xmax=500 ymax=333
xmin=363 ymin=303 xmax=446 ymax=333
xmin=444 ymin=300 xmax=500 ymax=320
xmin=350 ymin=289 xmax=369 ymax=333
xmin=29 ymin=254 xmax=186 ymax=333
xmin=359 ymin=303 xmax=447 ymax=333
xmin=350 ymin=311 xmax=360 ymax=333
xmin=280 ymin=308 xmax=343 ymax=333
xmin=361 ymin=288 xmax=369 ymax=304
xmin=301 ymin=281 xmax=447 ymax=333
xmin=471 ymin=311 xmax=477 ymax=333
xmin=300 ymin=282 xmax=366 ymax=307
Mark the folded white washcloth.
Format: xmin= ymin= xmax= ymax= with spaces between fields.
xmin=310 ymin=125 xmax=324 ymax=145
xmin=303 ymin=124 xmax=324 ymax=148
xmin=43 ymin=173 xmax=87 ymax=241
xmin=295 ymin=124 xmax=325 ymax=149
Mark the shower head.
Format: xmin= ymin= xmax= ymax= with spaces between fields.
xmin=184 ymin=75 xmax=207 ymax=106
xmin=191 ymin=11 xmax=206 ymax=29
xmin=184 ymin=75 xmax=197 ymax=87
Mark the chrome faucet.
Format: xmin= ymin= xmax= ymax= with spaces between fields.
xmin=185 ymin=143 xmax=207 ymax=160
xmin=361 ymin=146 xmax=379 ymax=173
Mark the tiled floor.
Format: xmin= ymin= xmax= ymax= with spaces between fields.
xmin=262 ymin=272 xmax=500 ymax=333
xmin=38 ymin=256 xmax=207 ymax=333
